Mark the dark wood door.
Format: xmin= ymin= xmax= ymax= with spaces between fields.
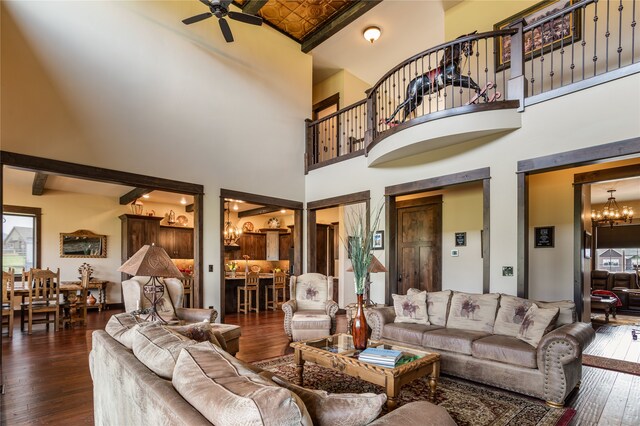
xmin=396 ymin=196 xmax=442 ymax=294
xmin=316 ymin=224 xmax=329 ymax=275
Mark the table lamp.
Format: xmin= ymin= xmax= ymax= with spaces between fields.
xmin=347 ymin=255 xmax=387 ymax=307
xmin=118 ymin=243 xmax=183 ymax=323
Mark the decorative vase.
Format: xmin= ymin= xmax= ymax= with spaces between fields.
xmin=230 ymin=270 xmax=236 ymax=278
xmin=87 ymin=292 xmax=97 ymax=306
xmin=352 ymin=294 xmax=367 ymax=350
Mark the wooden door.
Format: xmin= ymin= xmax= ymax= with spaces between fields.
xmin=396 ymin=196 xmax=442 ymax=294
xmin=316 ymin=224 xmax=329 ymax=275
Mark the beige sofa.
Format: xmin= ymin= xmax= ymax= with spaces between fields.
xmin=367 ymin=290 xmax=595 ymax=407
xmin=90 ymin=314 xmax=455 ymax=426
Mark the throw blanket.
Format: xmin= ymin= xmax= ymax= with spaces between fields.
xmin=592 ymin=290 xmax=623 ymax=307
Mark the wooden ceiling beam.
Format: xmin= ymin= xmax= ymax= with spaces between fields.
xmin=119 ymin=188 xmax=151 ymax=205
xmin=242 ymin=0 xmax=268 ymax=15
xmin=32 ymin=172 xmax=48 ymax=196
xmin=301 ymin=0 xmax=382 ymax=53
xmin=238 ymin=206 xmax=281 ymax=219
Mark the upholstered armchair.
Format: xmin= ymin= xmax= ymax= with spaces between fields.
xmin=122 ymin=276 xmax=217 ymax=324
xmin=282 ymin=273 xmax=339 ymax=341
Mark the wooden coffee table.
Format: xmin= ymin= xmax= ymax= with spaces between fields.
xmin=290 ymin=334 xmax=440 ymax=410
xmin=591 ymin=296 xmax=617 ymax=322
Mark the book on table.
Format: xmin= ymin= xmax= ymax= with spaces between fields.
xmin=358 ymin=347 xmax=402 ymax=366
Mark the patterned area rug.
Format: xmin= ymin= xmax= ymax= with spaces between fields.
xmin=582 ymin=354 xmax=640 ymax=376
xmin=253 ymin=355 xmax=575 ymax=426
xmin=591 ymin=313 xmax=640 ymax=326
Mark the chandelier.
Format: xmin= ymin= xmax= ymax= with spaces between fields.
xmin=223 ymin=202 xmax=242 ymax=246
xmin=591 ymin=189 xmax=634 ymax=228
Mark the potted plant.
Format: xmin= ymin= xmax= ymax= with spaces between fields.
xmin=226 ymin=261 xmax=238 ymax=278
xmin=344 ymin=203 xmax=383 ymax=350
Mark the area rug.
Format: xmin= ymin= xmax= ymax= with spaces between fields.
xmin=583 ymin=354 xmax=640 ymax=376
xmin=253 ymin=355 xmax=575 ymax=426
xmin=591 ymin=314 xmax=640 ymax=326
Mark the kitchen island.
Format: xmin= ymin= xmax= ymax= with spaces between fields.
xmin=225 ymin=273 xmax=289 ymax=314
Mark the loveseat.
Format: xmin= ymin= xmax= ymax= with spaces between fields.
xmin=90 ymin=313 xmax=455 ymax=426
xmin=367 ymin=290 xmax=595 ymax=407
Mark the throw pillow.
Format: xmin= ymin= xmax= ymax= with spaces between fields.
xmin=164 ymin=321 xmax=228 ymax=351
xmin=392 ymin=291 xmax=429 ymax=325
xmin=132 ymin=322 xmax=197 ymax=379
xmin=517 ymin=303 xmax=560 ymax=347
xmin=534 ymin=300 xmax=576 ymax=327
xmin=295 ymin=275 xmax=328 ymax=311
xmin=493 ymin=295 xmax=533 ymax=337
xmin=271 ymin=375 xmax=386 ymax=426
xmin=173 ymin=342 xmax=313 ymax=426
xmin=426 ymin=290 xmax=452 ymax=326
xmin=104 ymin=313 xmax=148 ymax=349
xmin=447 ymin=292 xmax=500 ymax=333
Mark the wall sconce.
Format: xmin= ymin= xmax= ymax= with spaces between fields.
xmin=363 ymin=26 xmax=381 ymax=44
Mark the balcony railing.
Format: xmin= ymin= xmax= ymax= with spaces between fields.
xmin=305 ymin=0 xmax=639 ymax=171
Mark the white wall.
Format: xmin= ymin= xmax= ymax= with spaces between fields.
xmin=305 ymin=72 xmax=640 ymax=304
xmin=1 ymin=1 xmax=312 ymax=314
xmin=313 ymin=70 xmax=371 ymax=107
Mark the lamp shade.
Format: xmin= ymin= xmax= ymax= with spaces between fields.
xmin=347 ymin=255 xmax=387 ymax=273
xmin=118 ymin=244 xmax=183 ymax=278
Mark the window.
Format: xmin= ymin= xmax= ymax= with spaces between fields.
xmin=2 ymin=205 xmax=41 ymax=275
xmin=596 ymin=248 xmax=640 ymax=273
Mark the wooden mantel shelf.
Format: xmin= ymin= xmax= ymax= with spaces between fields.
xmin=258 ymin=228 xmax=290 ymax=233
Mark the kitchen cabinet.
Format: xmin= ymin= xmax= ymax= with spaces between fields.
xmin=279 ymin=233 xmax=292 ymax=260
xmin=120 ymin=214 xmax=162 ymax=276
xmin=158 ymin=226 xmax=194 ymax=259
xmin=265 ymin=231 xmax=279 ymax=261
xmin=237 ymin=232 xmax=266 ymax=260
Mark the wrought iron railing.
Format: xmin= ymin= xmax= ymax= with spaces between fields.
xmin=304 ymin=0 xmax=639 ymax=171
xmin=305 ymin=100 xmax=367 ymax=171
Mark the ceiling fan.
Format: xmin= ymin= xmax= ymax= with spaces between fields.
xmin=182 ymin=0 xmax=263 ymax=43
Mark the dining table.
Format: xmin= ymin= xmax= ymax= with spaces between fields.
xmin=13 ymin=279 xmax=109 ymax=310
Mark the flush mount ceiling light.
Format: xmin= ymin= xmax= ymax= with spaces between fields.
xmin=363 ymin=26 xmax=381 ymax=44
xmin=233 ymin=203 xmax=239 ymax=211
xmin=180 ymin=197 xmax=187 ymax=205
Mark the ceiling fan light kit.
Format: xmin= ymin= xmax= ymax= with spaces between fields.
xmin=182 ymin=0 xmax=263 ymax=43
xmin=363 ymin=26 xmax=381 ymax=44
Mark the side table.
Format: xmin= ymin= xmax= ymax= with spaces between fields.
xmin=345 ymin=303 xmax=385 ymax=334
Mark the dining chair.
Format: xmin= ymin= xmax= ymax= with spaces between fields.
xmin=61 ymin=270 xmax=90 ymax=328
xmin=180 ymin=275 xmax=194 ymax=308
xmin=237 ymin=272 xmax=260 ymax=314
xmin=265 ymin=271 xmax=287 ymax=311
xmin=2 ymin=268 xmax=15 ymax=338
xmin=20 ymin=268 xmax=61 ymax=335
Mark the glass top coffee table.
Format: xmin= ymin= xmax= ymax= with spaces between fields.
xmin=290 ymin=333 xmax=440 ymax=410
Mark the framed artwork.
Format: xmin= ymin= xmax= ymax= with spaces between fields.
xmin=372 ymin=231 xmax=384 ymax=250
xmin=455 ymin=232 xmax=467 ymax=247
xmin=494 ymin=0 xmax=582 ymax=70
xmin=584 ymin=231 xmax=592 ymax=259
xmin=60 ymin=229 xmax=107 ymax=258
xmin=534 ymin=226 xmax=555 ymax=248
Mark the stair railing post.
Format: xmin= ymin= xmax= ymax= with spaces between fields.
xmin=507 ymin=19 xmax=528 ymax=111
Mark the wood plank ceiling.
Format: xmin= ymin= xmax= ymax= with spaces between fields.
xmin=233 ymin=0 xmax=381 ymax=52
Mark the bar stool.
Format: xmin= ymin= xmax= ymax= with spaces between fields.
xmin=180 ymin=275 xmax=194 ymax=308
xmin=265 ymin=271 xmax=287 ymax=311
xmin=237 ymin=272 xmax=259 ymax=314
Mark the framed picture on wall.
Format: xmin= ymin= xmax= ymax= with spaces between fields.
xmin=455 ymin=232 xmax=467 ymax=247
xmin=534 ymin=226 xmax=555 ymax=248
xmin=584 ymin=231 xmax=592 ymax=259
xmin=372 ymin=231 xmax=384 ymax=250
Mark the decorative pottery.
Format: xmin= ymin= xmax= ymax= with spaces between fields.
xmin=230 ymin=271 xmax=236 ymax=278
xmin=87 ymin=292 xmax=97 ymax=306
xmin=176 ymin=215 xmax=188 ymax=226
xmin=243 ymin=222 xmax=254 ymax=232
xmin=352 ymin=294 xmax=367 ymax=350
xmin=168 ymin=210 xmax=176 ymax=224
xmin=267 ymin=217 xmax=280 ymax=229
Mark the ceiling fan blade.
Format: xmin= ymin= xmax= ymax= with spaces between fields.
xmin=182 ymin=12 xmax=213 ymax=25
xmin=228 ymin=11 xmax=263 ymax=26
xmin=219 ymin=18 xmax=234 ymax=43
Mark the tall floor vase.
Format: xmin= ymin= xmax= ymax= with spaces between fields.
xmin=352 ymin=294 xmax=367 ymax=350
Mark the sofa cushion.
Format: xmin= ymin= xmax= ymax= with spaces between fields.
xmin=392 ymin=291 xmax=429 ymax=325
xmin=447 ymin=292 xmax=500 ymax=333
xmin=493 ymin=295 xmax=533 ymax=337
xmin=105 ymin=313 xmax=147 ymax=349
xmin=472 ymin=335 xmax=538 ymax=369
xmin=517 ymin=304 xmax=560 ymax=347
xmin=132 ymin=322 xmax=197 ymax=379
xmin=173 ymin=342 xmax=312 ymax=426
xmin=426 ymin=290 xmax=451 ymax=326
xmin=421 ymin=328 xmax=490 ymax=355
xmin=534 ymin=300 xmax=575 ymax=327
xmin=271 ymin=375 xmax=386 ymax=426
xmin=295 ymin=275 xmax=328 ymax=311
xmin=381 ymin=323 xmax=443 ymax=346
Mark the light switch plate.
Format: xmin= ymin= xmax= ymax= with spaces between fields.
xmin=451 ymin=249 xmax=459 ymax=257
xmin=208 ymin=265 xmax=214 ymax=272
xmin=502 ymin=266 xmax=514 ymax=276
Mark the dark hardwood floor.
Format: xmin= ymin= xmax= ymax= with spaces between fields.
xmin=1 ymin=310 xmax=639 ymax=425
